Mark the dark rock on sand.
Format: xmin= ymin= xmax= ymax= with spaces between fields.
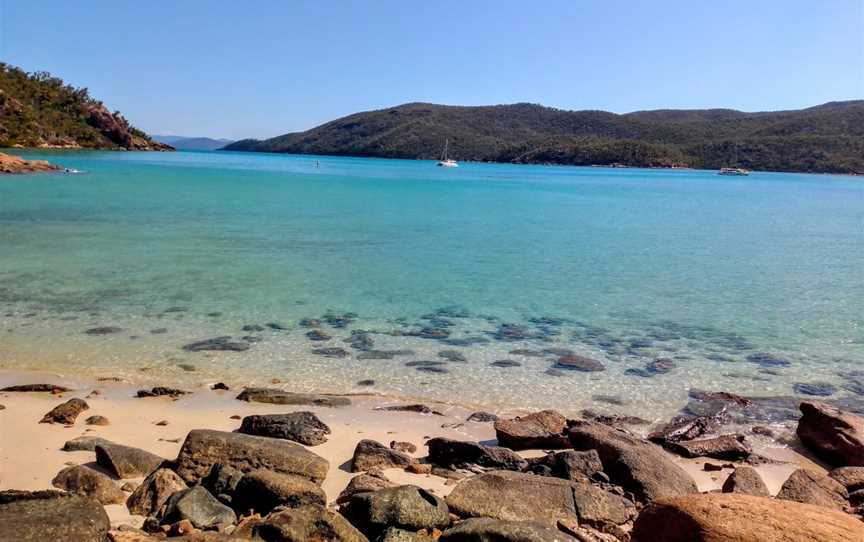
xmin=51 ymin=465 xmax=126 ymax=505
xmin=426 ymin=437 xmax=528 ymax=471
xmin=95 ymin=442 xmax=166 ymax=479
xmin=375 ymin=404 xmax=442 ymax=415
xmin=40 ymin=397 xmax=89 ymax=424
xmin=182 ymin=336 xmax=250 ymax=352
xmin=337 ymin=472 xmax=395 ymax=504
xmin=467 ymin=411 xmax=499 ymax=422
xmin=238 ymin=412 xmax=331 ymax=446
xmin=438 ymin=350 xmax=467 ymax=362
xmin=666 ymin=434 xmax=751 ymax=461
xmin=175 ymin=429 xmax=329 ymax=484
xmin=136 ymin=386 xmax=189 ymax=398
xmin=569 ymin=420 xmax=698 ymax=502
xmin=526 ymin=450 xmax=604 ymax=483
xmin=251 ymin=504 xmax=368 ymax=542
xmin=0 ymin=490 xmax=111 ymax=542
xmin=776 ymin=469 xmax=849 ymax=511
xmin=306 ymin=329 xmax=332 ymax=341
xmin=439 ymin=517 xmax=577 ymax=542
xmin=211 ymin=382 xmax=230 ymax=390
xmin=721 ymin=466 xmax=769 ymax=496
xmin=351 ymin=439 xmax=415 ymax=472
xmin=630 ymin=493 xmax=863 ymax=542
xmin=236 ymin=387 xmax=350 ymax=407
xmin=85 ymin=326 xmax=123 ymax=335
xmin=554 ymin=354 xmax=605 ymax=372
xmin=161 ymin=486 xmax=236 ymax=529
xmin=232 ymin=469 xmax=326 ymax=515
xmin=356 ymin=379 xmax=375 ymax=386
xmin=0 ymin=383 xmax=70 ymax=393
xmin=342 ymin=485 xmax=450 ymax=538
xmin=494 ymin=410 xmax=570 ymax=450
xmin=793 ymin=382 xmax=837 ymax=396
xmin=797 ymin=401 xmax=864 ymax=466
xmin=62 ymin=435 xmax=113 ymax=452
xmin=126 ymin=468 xmax=188 ymax=516
xmin=311 ymin=346 xmax=350 ymax=358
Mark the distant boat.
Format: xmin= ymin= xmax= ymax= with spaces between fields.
xmin=718 ymin=167 xmax=749 ymax=176
xmin=437 ymin=139 xmax=458 ymax=168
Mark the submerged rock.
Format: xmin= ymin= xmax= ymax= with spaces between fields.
xmin=306 ymin=329 xmax=332 ymax=341
xmin=491 ymin=359 xmax=522 ymax=368
xmin=136 ymin=386 xmax=188 ymax=398
xmin=375 ymin=404 xmax=442 ymax=415
xmin=494 ymin=410 xmax=570 ymax=450
xmin=553 ymin=354 xmax=605 ymax=372
xmin=40 ymin=398 xmax=89 ymax=424
xmin=236 ymin=387 xmax=350 ymax=407
xmin=793 ymin=382 xmax=837 ymax=397
xmin=438 ymin=350 xmax=467 ymax=362
xmin=238 ymin=412 xmax=331 ymax=446
xmin=357 ymin=349 xmax=415 ymax=360
xmin=182 ymin=336 xmax=250 ymax=352
xmin=85 ymin=326 xmax=123 ymax=335
xmin=745 ymin=352 xmax=791 ymax=367
xmin=311 ymin=346 xmax=351 ymax=358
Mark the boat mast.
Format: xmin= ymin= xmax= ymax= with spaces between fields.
xmin=441 ymin=138 xmax=449 ymax=161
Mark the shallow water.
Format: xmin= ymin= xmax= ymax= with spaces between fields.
xmin=1 ymin=150 xmax=862 ymax=419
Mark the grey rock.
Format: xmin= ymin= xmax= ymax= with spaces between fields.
xmin=342 ymin=485 xmax=450 ymax=538
xmin=161 ymin=486 xmax=236 ymax=529
xmin=238 ymin=412 xmax=331 ymax=446
xmin=554 ymin=354 xmax=605 ymax=372
xmin=251 ymin=504 xmax=368 ymax=542
xmin=232 ymin=469 xmax=326 ymax=515
xmin=311 ymin=347 xmax=351 ymax=358
xmin=666 ymin=434 xmax=751 ymax=461
xmin=51 ymin=465 xmax=126 ymax=505
xmin=526 ymin=450 xmax=604 ymax=483
xmin=426 ymin=437 xmax=527 ymax=471
xmin=85 ymin=415 xmax=109 ymax=426
xmin=236 ymin=387 xmax=351 ymax=407
xmin=182 ymin=336 xmax=250 ymax=352
xmin=0 ymin=490 xmax=111 ymax=542
xmin=375 ymin=404 xmax=441 ymax=415
xmin=95 ymin=442 xmax=166 ymax=479
xmin=352 ymin=439 xmax=415 ymax=472
xmin=85 ymin=326 xmax=123 ymax=335
xmin=201 ymin=464 xmax=244 ymax=503
xmin=440 ymin=517 xmax=578 ymax=542
xmin=466 ymin=411 xmax=499 ymax=423
xmin=337 ymin=473 xmax=395 ymax=505
xmin=494 ymin=410 xmax=570 ymax=450
xmin=126 ymin=468 xmax=188 ymax=516
xmin=136 ymin=386 xmax=188 ymax=398
xmin=62 ymin=436 xmax=113 ymax=452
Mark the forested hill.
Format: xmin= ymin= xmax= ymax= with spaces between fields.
xmin=0 ymin=63 xmax=171 ymax=151
xmin=224 ymin=101 xmax=864 ymax=173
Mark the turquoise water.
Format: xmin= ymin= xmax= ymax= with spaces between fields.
xmin=1 ymin=150 xmax=862 ymax=419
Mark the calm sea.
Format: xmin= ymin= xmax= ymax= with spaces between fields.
xmin=1 ymin=150 xmax=862 ymax=419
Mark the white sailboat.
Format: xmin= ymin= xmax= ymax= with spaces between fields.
xmin=437 ymin=138 xmax=458 ymax=168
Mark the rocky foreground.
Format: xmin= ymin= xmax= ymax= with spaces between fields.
xmin=0 ymin=151 xmax=59 ymax=173
xmin=0 ymin=382 xmax=862 ymax=542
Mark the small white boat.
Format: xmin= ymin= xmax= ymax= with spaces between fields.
xmin=437 ymin=138 xmax=458 ymax=168
xmin=718 ymin=167 xmax=749 ymax=176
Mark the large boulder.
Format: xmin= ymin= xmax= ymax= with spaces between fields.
xmin=525 ymin=450 xmax=604 ymax=482
xmin=236 ymin=388 xmax=350 ymax=407
xmin=426 ymin=437 xmax=527 ymax=470
xmin=337 ymin=472 xmax=395 ymax=504
xmin=62 ymin=436 xmax=113 ymax=452
xmin=775 ymin=469 xmax=849 ymax=511
xmin=51 ymin=465 xmax=126 ymax=505
xmin=126 ymin=468 xmax=188 ymax=516
xmin=95 ymin=443 xmax=166 ymax=479
xmin=829 ymin=466 xmax=864 ymax=491
xmin=251 ymin=504 xmax=368 ymax=542
xmin=351 ymin=439 xmax=415 ymax=472
xmin=0 ymin=490 xmax=110 ymax=542
xmin=40 ymin=398 xmax=89 ymax=424
xmin=797 ymin=402 xmax=864 ymax=466
xmin=568 ymin=420 xmax=697 ymax=502
xmin=439 ymin=517 xmax=578 ymax=542
xmin=446 ymin=470 xmax=634 ymax=529
xmin=174 ymin=429 xmax=329 ymax=484
xmin=341 ymin=485 xmax=450 ymax=538
xmin=237 ymin=412 xmax=331 ymax=446
xmin=232 ymin=470 xmax=326 ymax=515
xmin=631 ymin=493 xmax=863 ymax=542
xmin=494 ymin=410 xmax=570 ymax=450
xmin=161 ymin=486 xmax=236 ymax=529
xmin=720 ymin=466 xmax=769 ymax=497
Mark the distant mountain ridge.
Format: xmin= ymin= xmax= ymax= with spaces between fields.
xmin=224 ymin=101 xmax=864 ymax=173
xmin=153 ymin=135 xmax=234 ymax=151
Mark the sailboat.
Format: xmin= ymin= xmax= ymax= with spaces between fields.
xmin=437 ymin=138 xmax=458 ymax=168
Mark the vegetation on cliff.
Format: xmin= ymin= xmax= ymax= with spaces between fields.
xmin=0 ymin=63 xmax=171 ymax=151
xmin=225 ymin=101 xmax=864 ymax=173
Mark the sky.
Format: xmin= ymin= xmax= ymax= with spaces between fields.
xmin=1 ymin=1 xmax=862 ymax=140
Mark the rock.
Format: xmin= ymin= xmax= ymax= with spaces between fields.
xmin=494 ymin=410 xmax=570 ymax=450
xmin=666 ymin=434 xmax=751 ymax=460
xmin=438 ymin=350 xmax=467 ymax=362
xmin=426 ymin=437 xmax=527 ymax=471
xmin=721 ymin=466 xmax=769 ymax=496
xmin=85 ymin=415 xmax=110 ymax=426
xmin=136 ymin=387 xmax=188 ymax=398
xmin=829 ymin=466 xmax=864 ymax=491
xmin=95 ymin=443 xmax=166 ymax=479
xmin=182 ymin=336 xmax=250 ymax=352
xmin=232 ymin=469 xmax=326 ymax=515
xmin=466 ymin=411 xmax=499 ymax=423
xmin=337 ymin=473 xmax=395 ymax=504
xmin=200 ymin=464 xmax=244 ymax=504
xmin=776 ymin=469 xmax=848 ymax=511
xmin=440 ymin=518 xmax=578 ymax=542
xmin=491 ymin=360 xmax=522 ymax=368
xmin=238 ymin=412 xmax=331 ymax=446
xmin=236 ymin=387 xmax=350 ymax=407
xmin=51 ymin=465 xmax=126 ymax=505
xmin=306 ymin=330 xmax=331 ymax=341
xmin=311 ymin=346 xmax=351 ymax=358
xmin=375 ymin=404 xmax=441 ymax=415
xmin=390 ymin=441 xmax=417 ymax=454
xmin=40 ymin=398 xmax=89 ymax=424
xmin=648 ymin=415 xmax=718 ymax=445
xmin=352 ymin=439 xmax=415 ymax=472
xmin=175 ymin=429 xmax=329 ymax=484
xmin=126 ymin=468 xmax=188 ymax=516
xmin=85 ymin=326 xmax=123 ymax=335
xmin=211 ymin=382 xmax=230 ymax=391
xmin=357 ymin=350 xmax=414 ymax=360
xmin=357 ymin=379 xmax=375 ymax=386
xmin=379 ymin=527 xmax=435 ymax=541
xmin=251 ymin=504 xmax=368 ymax=542
xmin=525 ymin=450 xmax=604 ymax=483
xmin=631 ymin=493 xmax=862 ymax=542
xmin=745 ymin=352 xmax=791 ymax=367
xmin=0 ymin=151 xmax=60 ymax=173
xmin=161 ymin=486 xmax=236 ymax=529
xmin=568 ymin=420 xmax=698 ymax=502
xmin=0 ymin=490 xmax=111 ymax=542
xmin=797 ymin=401 xmax=864 ymax=466
xmin=242 ymin=324 xmax=265 ymax=332
xmin=405 ymin=463 xmax=432 ymax=474
xmin=342 ymin=485 xmax=450 ymax=538
xmin=554 ymin=354 xmax=605 ymax=372
xmin=446 ymin=471 xmax=634 ymax=529
xmin=62 ymin=435 xmax=113 ymax=452
xmin=580 ymin=411 xmax=650 ymax=428
xmin=793 ymin=382 xmax=837 ymax=396
xmin=0 ymin=383 xmax=70 ymax=393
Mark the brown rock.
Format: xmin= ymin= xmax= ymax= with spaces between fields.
xmin=51 ymin=465 xmax=126 ymax=505
xmin=0 ymin=490 xmax=111 ymax=541
xmin=232 ymin=469 xmax=326 ymax=515
xmin=554 ymin=354 xmax=606 ymax=372
xmin=405 ymin=463 xmax=432 ymax=474
xmin=238 ymin=412 xmax=331 ymax=446
xmin=426 ymin=437 xmax=528 ymax=471
xmin=797 ymin=401 xmax=864 ymax=466
xmin=337 ymin=472 xmax=395 ymax=504
xmin=96 ymin=443 xmax=166 ymax=479
xmin=440 ymin=517 xmax=579 ymax=542
xmin=390 ymin=441 xmax=417 ymax=454
xmin=666 ymin=434 xmax=751 ymax=460
xmin=494 ymin=410 xmax=570 ymax=450
xmin=829 ymin=466 xmax=864 ymax=491
xmin=341 ymin=485 xmax=450 ymax=538
xmin=0 ymin=152 xmax=60 ymax=174
xmin=251 ymin=504 xmax=368 ymax=542
xmin=776 ymin=469 xmax=848 ymax=511
xmin=631 ymin=493 xmax=862 ymax=542
xmin=0 ymin=383 xmax=70 ymax=393
xmin=351 ymin=439 xmax=415 ymax=472
xmin=236 ymin=387 xmax=350 ymax=407
xmin=721 ymin=466 xmax=769 ymax=497
xmin=126 ymin=468 xmax=188 ymax=516
xmin=85 ymin=415 xmax=110 ymax=426
xmin=40 ymin=398 xmax=89 ymax=424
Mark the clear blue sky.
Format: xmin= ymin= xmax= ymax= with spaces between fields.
xmin=1 ymin=1 xmax=861 ymax=140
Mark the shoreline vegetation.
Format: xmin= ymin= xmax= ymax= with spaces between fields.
xmin=0 ymin=369 xmax=862 ymax=541
xmin=224 ymin=101 xmax=864 ymax=175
